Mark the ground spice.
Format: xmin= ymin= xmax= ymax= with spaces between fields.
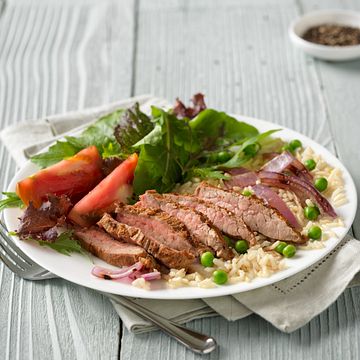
xmin=302 ymin=24 xmax=360 ymax=46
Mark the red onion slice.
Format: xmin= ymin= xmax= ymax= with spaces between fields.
xmin=261 ymin=151 xmax=293 ymax=172
xmin=226 ymin=167 xmax=250 ymax=176
xmin=262 ymin=152 xmax=280 ymax=161
xmin=224 ymin=172 xmax=258 ymax=188
xmin=141 ymin=271 xmax=161 ymax=281
xmin=258 ymin=171 xmax=336 ymax=217
xmin=252 ymin=184 xmax=301 ymax=229
xmin=91 ymin=262 xmax=143 ymax=280
xmin=262 ymin=151 xmax=312 ymax=181
xmin=225 ymin=173 xmax=301 ymax=229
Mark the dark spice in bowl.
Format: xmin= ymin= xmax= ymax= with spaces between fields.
xmin=303 ymin=24 xmax=360 ymax=46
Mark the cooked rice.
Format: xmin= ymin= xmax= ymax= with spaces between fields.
xmin=136 ymin=146 xmax=347 ymax=290
xmin=277 ymin=189 xmax=306 ymax=226
xmin=296 ymin=147 xmax=347 ymax=208
xmin=132 ymin=277 xmax=150 ymax=290
xmin=164 ymin=245 xmax=286 ymax=289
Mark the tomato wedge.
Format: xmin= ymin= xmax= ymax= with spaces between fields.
xmin=16 ymin=146 xmax=103 ymax=207
xmin=68 ymin=153 xmax=138 ymax=227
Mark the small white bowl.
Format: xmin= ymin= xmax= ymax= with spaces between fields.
xmin=289 ymin=9 xmax=360 ymax=61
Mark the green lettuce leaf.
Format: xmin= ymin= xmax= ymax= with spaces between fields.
xmin=132 ymin=107 xmax=199 ymax=195
xmin=187 ymin=168 xmax=231 ymax=181
xmin=0 ymin=192 xmax=24 ymax=211
xmin=189 ymin=109 xmax=259 ymax=149
xmin=31 ymin=110 xmax=126 ymax=168
xmin=31 ymin=138 xmax=83 ymax=168
xmin=37 ymin=230 xmax=84 ymax=256
xmin=219 ymin=129 xmax=281 ymax=168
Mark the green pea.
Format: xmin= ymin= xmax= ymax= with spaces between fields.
xmin=217 ymin=151 xmax=232 ymax=163
xmin=281 ymin=144 xmax=294 ymax=154
xmin=275 ymin=242 xmax=287 ymax=254
xmin=304 ymin=206 xmax=320 ymax=220
xmin=242 ymin=189 xmax=253 ymax=197
xmin=200 ymin=251 xmax=214 ymax=267
xmin=283 ymin=244 xmax=296 ymax=258
xmin=234 ymin=240 xmax=249 ymax=254
xmin=308 ymin=225 xmax=322 ymax=240
xmin=213 ymin=270 xmax=228 ymax=285
xmin=289 ymin=139 xmax=302 ymax=151
xmin=304 ymin=159 xmax=316 ymax=171
xmin=243 ymin=143 xmax=260 ymax=156
xmin=314 ymin=177 xmax=328 ymax=192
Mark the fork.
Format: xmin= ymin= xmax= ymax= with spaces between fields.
xmin=0 ymin=220 xmax=217 ymax=354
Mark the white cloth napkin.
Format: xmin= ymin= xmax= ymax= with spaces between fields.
xmin=1 ymin=95 xmax=359 ymax=334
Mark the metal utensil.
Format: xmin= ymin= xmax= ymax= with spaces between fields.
xmin=0 ymin=220 xmax=217 ymax=354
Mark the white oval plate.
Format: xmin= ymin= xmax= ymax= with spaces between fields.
xmin=4 ymin=115 xmax=357 ymax=299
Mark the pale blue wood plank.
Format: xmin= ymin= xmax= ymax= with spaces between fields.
xmin=0 ymin=1 xmax=135 ymax=358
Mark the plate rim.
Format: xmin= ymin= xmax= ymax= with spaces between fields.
xmin=4 ymin=114 xmax=358 ymax=299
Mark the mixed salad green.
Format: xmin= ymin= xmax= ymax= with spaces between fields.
xmin=0 ymin=98 xmax=285 ymax=257
xmin=28 ymin=103 xmax=282 ymax=197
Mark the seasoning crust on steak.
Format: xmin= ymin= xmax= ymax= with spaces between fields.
xmin=139 ymin=190 xmax=234 ymax=259
xmin=98 ymin=213 xmax=195 ymax=269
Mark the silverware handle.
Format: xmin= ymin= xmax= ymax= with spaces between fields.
xmin=111 ymin=296 xmax=217 ymax=354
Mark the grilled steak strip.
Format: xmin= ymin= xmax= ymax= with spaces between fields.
xmin=74 ymin=227 xmax=156 ymax=270
xmin=139 ymin=191 xmax=234 ymax=260
xmin=115 ymin=204 xmax=196 ymax=254
xmin=151 ymin=191 xmax=256 ymax=246
xmin=98 ymin=214 xmax=195 ymax=269
xmin=195 ymin=182 xmax=305 ymax=243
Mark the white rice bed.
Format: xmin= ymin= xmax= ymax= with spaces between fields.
xmin=164 ymin=246 xmax=286 ymax=289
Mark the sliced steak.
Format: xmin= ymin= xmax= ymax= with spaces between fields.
xmin=115 ymin=204 xmax=196 ymax=255
xmin=148 ymin=191 xmax=256 ymax=246
xmin=74 ymin=227 xmax=156 ymax=270
xmin=139 ymin=191 xmax=234 ymax=260
xmin=98 ymin=214 xmax=195 ymax=269
xmin=195 ymin=183 xmax=304 ymax=243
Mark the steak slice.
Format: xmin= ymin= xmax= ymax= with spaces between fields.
xmin=151 ymin=191 xmax=256 ymax=246
xmin=115 ymin=204 xmax=196 ymax=254
xmin=195 ymin=183 xmax=304 ymax=243
xmin=74 ymin=227 xmax=156 ymax=270
xmin=139 ymin=191 xmax=234 ymax=260
xmin=98 ymin=214 xmax=195 ymax=269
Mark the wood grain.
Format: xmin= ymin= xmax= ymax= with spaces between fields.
xmin=0 ymin=0 xmax=135 ymax=358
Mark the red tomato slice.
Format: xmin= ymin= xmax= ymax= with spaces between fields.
xmin=16 ymin=146 xmax=103 ymax=207
xmin=68 ymin=153 xmax=138 ymax=227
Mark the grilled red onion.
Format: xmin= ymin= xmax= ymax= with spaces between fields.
xmin=91 ymin=263 xmax=161 ymax=284
xmin=261 ymin=151 xmax=293 ymax=172
xmin=258 ymin=171 xmax=336 ymax=217
xmin=226 ymin=167 xmax=250 ymax=176
xmin=261 ymin=151 xmax=312 ymax=181
xmin=262 ymin=152 xmax=280 ymax=161
xmin=252 ymin=184 xmax=301 ymax=229
xmin=224 ymin=172 xmax=258 ymax=188
xmin=141 ymin=271 xmax=161 ymax=281
xmin=226 ymin=168 xmax=336 ymax=218
xmin=91 ymin=262 xmax=143 ymax=280
xmin=225 ymin=173 xmax=301 ymax=229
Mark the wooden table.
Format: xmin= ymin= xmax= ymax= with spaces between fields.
xmin=1 ymin=0 xmax=359 ymax=359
